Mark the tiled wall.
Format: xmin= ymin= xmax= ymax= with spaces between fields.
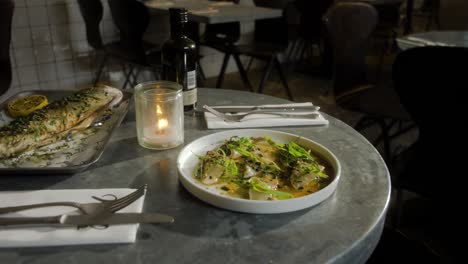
xmin=6 ymin=0 xmax=119 ymax=100
xmin=4 ymin=0 xmax=255 ymax=101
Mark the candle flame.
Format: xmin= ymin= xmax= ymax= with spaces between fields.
xmin=158 ymin=118 xmax=168 ymax=129
xmin=156 ymin=105 xmax=163 ymax=115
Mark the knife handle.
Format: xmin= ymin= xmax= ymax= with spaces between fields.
xmin=0 ymin=202 xmax=79 ymax=214
xmin=252 ymin=108 xmax=319 ymax=114
xmin=257 ymin=106 xmax=319 ymax=112
xmin=0 ymin=216 xmax=61 ymax=226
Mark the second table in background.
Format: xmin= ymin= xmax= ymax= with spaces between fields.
xmin=144 ymin=0 xmax=282 ymax=24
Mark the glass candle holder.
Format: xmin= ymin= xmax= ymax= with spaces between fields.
xmin=135 ymin=81 xmax=184 ymax=150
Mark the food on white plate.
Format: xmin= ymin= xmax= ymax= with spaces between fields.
xmin=194 ymin=136 xmax=333 ymax=200
xmin=0 ymin=85 xmax=123 ymax=159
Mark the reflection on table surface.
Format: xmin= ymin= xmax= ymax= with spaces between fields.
xmin=0 ymin=89 xmax=390 ymax=264
xmin=397 ymin=30 xmax=468 ymax=50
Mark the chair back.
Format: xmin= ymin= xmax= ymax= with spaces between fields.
xmin=77 ymin=0 xmax=104 ymax=50
xmin=324 ymin=2 xmax=377 ymax=97
xmin=108 ymin=0 xmax=150 ymax=60
xmin=393 ymin=47 xmax=465 ymax=144
xmin=0 ymin=0 xmax=14 ymax=95
xmin=253 ymin=0 xmax=291 ymax=47
xmin=392 ymin=48 xmax=465 ymax=249
xmin=374 ymin=0 xmax=403 ymax=26
xmin=295 ymin=0 xmax=333 ymax=41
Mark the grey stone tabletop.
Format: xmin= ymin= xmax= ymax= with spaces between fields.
xmin=0 ymin=88 xmax=390 ymax=264
xmin=144 ymin=0 xmax=282 ymax=24
xmin=397 ymin=30 xmax=468 ymax=50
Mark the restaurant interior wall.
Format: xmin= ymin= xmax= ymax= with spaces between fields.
xmin=3 ymin=0 xmax=257 ymax=101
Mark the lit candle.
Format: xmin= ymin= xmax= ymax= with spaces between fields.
xmin=135 ymin=81 xmax=184 ymax=150
xmin=144 ymin=105 xmax=172 ymax=142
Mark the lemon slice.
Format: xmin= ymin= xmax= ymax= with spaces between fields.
xmin=7 ymin=95 xmax=49 ymax=117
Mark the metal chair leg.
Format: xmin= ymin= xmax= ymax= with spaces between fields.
xmin=130 ymin=66 xmax=141 ymax=87
xmin=375 ymin=118 xmax=391 ymax=161
xmin=196 ymin=59 xmax=206 ymax=81
xmin=216 ymin=53 xmax=230 ymax=88
xmin=392 ymin=187 xmax=405 ymax=229
xmin=258 ymin=56 xmax=274 ymax=94
xmin=355 ymin=115 xmax=375 ymax=131
xmin=195 ymin=59 xmax=206 ymax=87
xmin=151 ymin=65 xmax=161 ymax=80
xmin=274 ymin=56 xmax=293 ymax=100
xmin=122 ymin=64 xmax=134 ymax=89
xmin=293 ymin=39 xmax=304 ymax=61
xmin=93 ymin=53 xmax=108 ymax=85
xmin=245 ymin=57 xmax=254 ymax=73
xmin=355 ymin=115 xmax=391 ymax=160
xmin=233 ymin=53 xmax=254 ymax=92
xmin=285 ymin=39 xmax=298 ymax=71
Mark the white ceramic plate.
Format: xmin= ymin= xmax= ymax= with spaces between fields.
xmin=177 ymin=129 xmax=341 ymax=214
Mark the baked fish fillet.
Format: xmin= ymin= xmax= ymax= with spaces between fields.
xmin=0 ymin=86 xmax=123 ymax=159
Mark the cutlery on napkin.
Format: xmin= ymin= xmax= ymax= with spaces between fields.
xmin=204 ymin=103 xmax=329 ymax=129
xmin=0 ymin=189 xmax=145 ymax=248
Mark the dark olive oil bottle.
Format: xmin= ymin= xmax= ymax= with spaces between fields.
xmin=162 ymin=8 xmax=197 ymax=112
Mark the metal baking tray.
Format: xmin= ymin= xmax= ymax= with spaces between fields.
xmin=0 ymin=88 xmax=132 ymax=175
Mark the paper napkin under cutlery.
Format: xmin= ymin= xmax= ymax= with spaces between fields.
xmin=204 ymin=103 xmax=329 ymax=129
xmin=0 ymin=188 xmax=145 ymax=248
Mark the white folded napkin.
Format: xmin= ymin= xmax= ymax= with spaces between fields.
xmin=0 ymin=188 xmax=145 ymax=248
xmin=204 ymin=103 xmax=329 ymax=129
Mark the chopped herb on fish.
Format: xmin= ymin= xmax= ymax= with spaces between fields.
xmin=0 ymin=86 xmax=123 ymax=159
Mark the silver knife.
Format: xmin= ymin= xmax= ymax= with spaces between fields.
xmin=0 ymin=213 xmax=174 ymax=226
xmin=207 ymin=105 xmax=320 ymax=113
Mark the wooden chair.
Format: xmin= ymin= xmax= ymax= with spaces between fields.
xmin=213 ymin=0 xmax=294 ymax=100
xmin=390 ymin=47 xmax=466 ymax=263
xmin=77 ymin=0 xmax=161 ymax=89
xmin=292 ymin=0 xmax=333 ymax=76
xmin=324 ymin=2 xmax=414 ymax=160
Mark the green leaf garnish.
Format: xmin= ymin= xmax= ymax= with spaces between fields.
xmin=249 ymin=178 xmax=293 ymax=200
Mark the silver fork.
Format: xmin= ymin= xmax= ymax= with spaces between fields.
xmin=0 ymin=185 xmax=146 ymax=216
xmin=203 ymin=105 xmax=319 ymax=122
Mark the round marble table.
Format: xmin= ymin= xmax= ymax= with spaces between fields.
xmin=0 ymin=89 xmax=391 ymax=264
